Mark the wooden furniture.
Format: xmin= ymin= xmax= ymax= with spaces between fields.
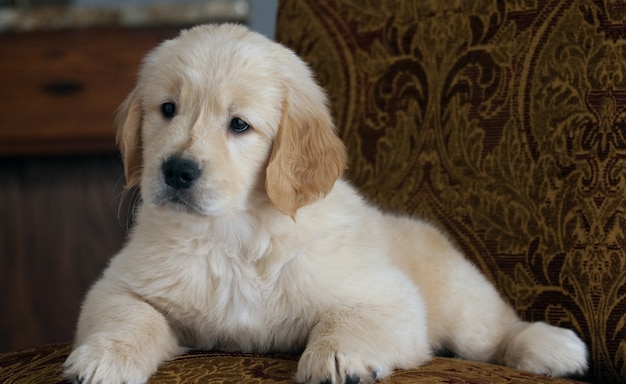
xmin=0 ymin=0 xmax=250 ymax=155
xmin=0 ymin=27 xmax=181 ymax=155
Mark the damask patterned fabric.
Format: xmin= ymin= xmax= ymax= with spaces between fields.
xmin=0 ymin=343 xmax=586 ymax=383
xmin=275 ymin=1 xmax=626 ymax=383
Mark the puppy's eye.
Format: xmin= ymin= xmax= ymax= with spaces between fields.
xmin=161 ymin=102 xmax=176 ymax=119
xmin=229 ymin=117 xmax=250 ymax=133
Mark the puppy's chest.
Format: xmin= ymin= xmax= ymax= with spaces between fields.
xmin=140 ymin=251 xmax=306 ymax=349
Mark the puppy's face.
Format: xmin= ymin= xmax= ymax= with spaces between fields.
xmin=129 ymin=26 xmax=282 ymax=217
xmin=117 ymin=24 xmax=346 ymax=218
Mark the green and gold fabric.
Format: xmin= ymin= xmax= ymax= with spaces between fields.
xmin=276 ymin=1 xmax=626 ymax=383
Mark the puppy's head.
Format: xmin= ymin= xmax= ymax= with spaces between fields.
xmin=116 ymin=24 xmax=346 ymax=218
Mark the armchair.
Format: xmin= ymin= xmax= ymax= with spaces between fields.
xmin=1 ymin=1 xmax=623 ymax=383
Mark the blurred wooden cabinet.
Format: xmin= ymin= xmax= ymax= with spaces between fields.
xmin=0 ymin=27 xmax=181 ymax=155
xmin=0 ymin=0 xmax=251 ymax=155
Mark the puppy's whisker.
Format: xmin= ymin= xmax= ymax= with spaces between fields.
xmin=122 ymin=187 xmax=141 ymax=230
xmin=113 ymin=173 xmax=141 ymax=230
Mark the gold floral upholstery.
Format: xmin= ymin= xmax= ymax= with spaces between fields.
xmin=0 ymin=343 xmax=586 ymax=383
xmin=275 ymin=0 xmax=626 ymax=383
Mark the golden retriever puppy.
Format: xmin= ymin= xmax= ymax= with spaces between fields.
xmin=63 ymin=24 xmax=588 ymax=384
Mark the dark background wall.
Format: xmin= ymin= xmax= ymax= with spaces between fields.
xmin=0 ymin=155 xmax=128 ymax=352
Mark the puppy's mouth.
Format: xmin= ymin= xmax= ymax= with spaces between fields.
xmin=156 ymin=190 xmax=203 ymax=214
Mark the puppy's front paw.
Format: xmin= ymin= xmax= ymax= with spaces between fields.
xmin=295 ymin=340 xmax=387 ymax=384
xmin=63 ymin=335 xmax=158 ymax=384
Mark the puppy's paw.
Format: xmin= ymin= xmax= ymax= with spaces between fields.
xmin=295 ymin=340 xmax=388 ymax=384
xmin=63 ymin=334 xmax=158 ymax=384
xmin=502 ymin=322 xmax=588 ymax=377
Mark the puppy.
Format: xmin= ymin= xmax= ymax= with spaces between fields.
xmin=63 ymin=24 xmax=588 ymax=384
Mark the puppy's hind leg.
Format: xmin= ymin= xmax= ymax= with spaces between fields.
xmin=493 ymin=320 xmax=588 ymax=377
xmin=390 ymin=219 xmax=588 ymax=377
xmin=428 ymin=255 xmax=588 ymax=377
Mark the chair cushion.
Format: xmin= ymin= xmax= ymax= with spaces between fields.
xmin=0 ymin=343 xmax=586 ymax=383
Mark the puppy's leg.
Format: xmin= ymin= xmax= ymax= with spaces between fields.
xmin=295 ymin=305 xmax=431 ymax=384
xmin=493 ymin=320 xmax=588 ymax=376
xmin=63 ymin=279 xmax=183 ymax=384
xmin=431 ymin=260 xmax=587 ymax=376
xmin=401 ymin=225 xmax=587 ymax=376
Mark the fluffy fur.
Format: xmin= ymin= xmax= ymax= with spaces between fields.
xmin=63 ymin=24 xmax=588 ymax=384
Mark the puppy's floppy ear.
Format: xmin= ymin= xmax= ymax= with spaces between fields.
xmin=115 ymin=88 xmax=143 ymax=189
xmin=266 ymin=76 xmax=347 ymax=218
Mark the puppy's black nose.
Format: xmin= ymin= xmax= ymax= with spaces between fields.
xmin=162 ymin=157 xmax=201 ymax=190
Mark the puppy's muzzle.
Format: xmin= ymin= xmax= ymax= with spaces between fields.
xmin=162 ymin=156 xmax=201 ymax=190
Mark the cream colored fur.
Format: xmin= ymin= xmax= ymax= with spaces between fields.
xmin=63 ymin=24 xmax=588 ymax=384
